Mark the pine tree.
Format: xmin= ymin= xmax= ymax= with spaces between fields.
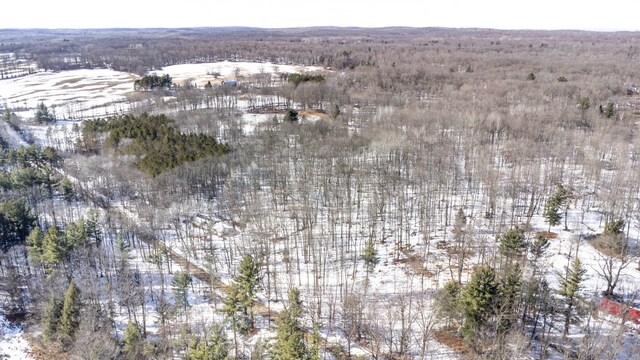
xmin=544 ymin=184 xmax=568 ymax=231
xmin=272 ymin=288 xmax=307 ymax=360
xmin=222 ymin=283 xmax=251 ymax=336
xmin=435 ymin=281 xmax=462 ymax=327
xmin=453 ymin=208 xmax=466 ymax=240
xmin=459 ymin=266 xmax=498 ymax=349
xmin=41 ymin=225 xmax=64 ymax=275
xmin=601 ymin=102 xmax=616 ymax=118
xmin=285 ymin=109 xmax=299 ymax=122
xmin=65 ymin=218 xmax=88 ymax=248
xmin=559 ymin=257 xmax=586 ymax=336
xmin=172 ymin=271 xmax=192 ymax=310
xmin=222 ymin=254 xmax=261 ymax=332
xmin=84 ymin=213 xmax=102 ymax=245
xmin=578 ymin=96 xmax=591 ymax=110
xmin=222 ymin=255 xmax=261 ymax=356
xmin=123 ymin=321 xmax=144 ymax=359
xmin=362 ymin=241 xmax=379 ymax=273
xmin=603 ymin=218 xmax=625 ymax=236
xmin=186 ymin=323 xmax=229 ymax=360
xmin=42 ymin=295 xmax=62 ymax=342
xmin=498 ymin=227 xmax=525 ymax=261
xmin=59 ymin=177 xmax=74 ymax=202
xmin=497 ymin=263 xmax=522 ymax=333
xmin=237 ymin=255 xmax=261 ymax=303
xmin=26 ymin=226 xmax=44 ymax=262
xmin=35 ymin=102 xmax=55 ymax=123
xmin=60 ymin=280 xmax=81 ymax=338
xmin=529 ymin=234 xmax=549 ymax=260
xmin=543 ymin=195 xmax=560 ymax=231
xmin=308 ymin=321 xmax=322 ymax=360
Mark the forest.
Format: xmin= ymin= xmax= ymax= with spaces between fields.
xmin=1 ymin=27 xmax=640 ymax=359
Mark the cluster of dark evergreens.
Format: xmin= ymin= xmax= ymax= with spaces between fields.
xmin=286 ymin=73 xmax=325 ymax=87
xmin=0 ymin=145 xmax=61 ymax=190
xmin=0 ymin=146 xmax=70 ymax=252
xmin=133 ymin=74 xmax=173 ymax=90
xmin=0 ymin=198 xmax=35 ymax=251
xmin=82 ymin=113 xmax=230 ymax=176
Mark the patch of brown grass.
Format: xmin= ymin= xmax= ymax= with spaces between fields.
xmin=434 ymin=329 xmax=468 ymax=355
xmin=26 ymin=335 xmax=68 ymax=360
xmin=298 ymin=109 xmax=326 ymax=116
xmin=536 ymin=231 xmax=558 ymax=239
xmin=394 ymin=250 xmax=435 ymax=277
xmin=589 ymin=234 xmax=626 ymax=258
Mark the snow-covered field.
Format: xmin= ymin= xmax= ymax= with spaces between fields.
xmin=0 ymin=69 xmax=137 ymax=120
xmin=0 ymin=61 xmax=324 ymax=123
xmin=150 ymin=61 xmax=324 ymax=87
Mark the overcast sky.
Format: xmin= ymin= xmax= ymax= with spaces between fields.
xmin=2 ymin=0 xmax=639 ymax=31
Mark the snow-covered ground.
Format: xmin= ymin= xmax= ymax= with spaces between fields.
xmin=0 ymin=69 xmax=137 ymax=120
xmin=0 ymin=314 xmax=34 ymax=360
xmin=0 ymin=53 xmax=39 ymax=80
xmin=3 ymin=62 xmax=640 ymax=358
xmin=0 ymin=61 xmax=325 ymax=123
xmin=150 ymin=61 xmax=324 ymax=87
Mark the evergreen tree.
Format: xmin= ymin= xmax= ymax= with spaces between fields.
xmin=2 ymin=108 xmax=12 ymax=122
xmin=42 ymin=295 xmax=63 ymax=342
xmin=601 ymin=101 xmax=616 ymax=118
xmin=59 ymin=177 xmax=74 ymax=202
xmin=453 ymin=208 xmax=466 ymax=242
xmin=603 ymin=218 xmax=625 ymax=236
xmin=0 ymin=198 xmax=35 ymax=251
xmin=308 ymin=322 xmax=321 ymax=360
xmin=362 ymin=240 xmax=379 ymax=273
xmin=498 ymin=227 xmax=525 ymax=261
xmin=34 ymin=102 xmax=55 ymax=123
xmin=26 ymin=226 xmax=44 ymax=262
xmin=172 ymin=271 xmax=193 ymax=310
xmin=543 ymin=185 xmax=567 ymax=230
xmin=60 ymin=280 xmax=81 ymax=338
xmin=330 ymin=104 xmax=340 ymax=119
xmin=459 ymin=266 xmax=498 ymax=349
xmin=237 ymin=255 xmax=261 ymax=302
xmin=186 ymin=323 xmax=229 ymax=360
xmin=84 ymin=213 xmax=102 ymax=245
xmin=272 ymin=288 xmax=307 ymax=360
xmin=123 ymin=320 xmax=144 ymax=359
xmin=559 ymin=257 xmax=587 ymax=336
xmin=529 ymin=234 xmax=550 ymax=260
xmin=65 ymin=218 xmax=88 ymax=248
xmin=497 ymin=263 xmax=522 ymax=333
xmin=435 ymin=281 xmax=462 ymax=327
xmin=578 ymin=96 xmax=591 ymax=110
xmin=222 ymin=254 xmax=261 ymax=355
xmin=285 ymin=109 xmax=299 ymax=122
xmin=41 ymin=225 xmax=64 ymax=275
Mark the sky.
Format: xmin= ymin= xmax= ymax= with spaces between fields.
xmin=2 ymin=0 xmax=639 ymax=31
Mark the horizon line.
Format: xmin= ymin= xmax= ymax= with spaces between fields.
xmin=1 ymin=25 xmax=639 ymax=33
